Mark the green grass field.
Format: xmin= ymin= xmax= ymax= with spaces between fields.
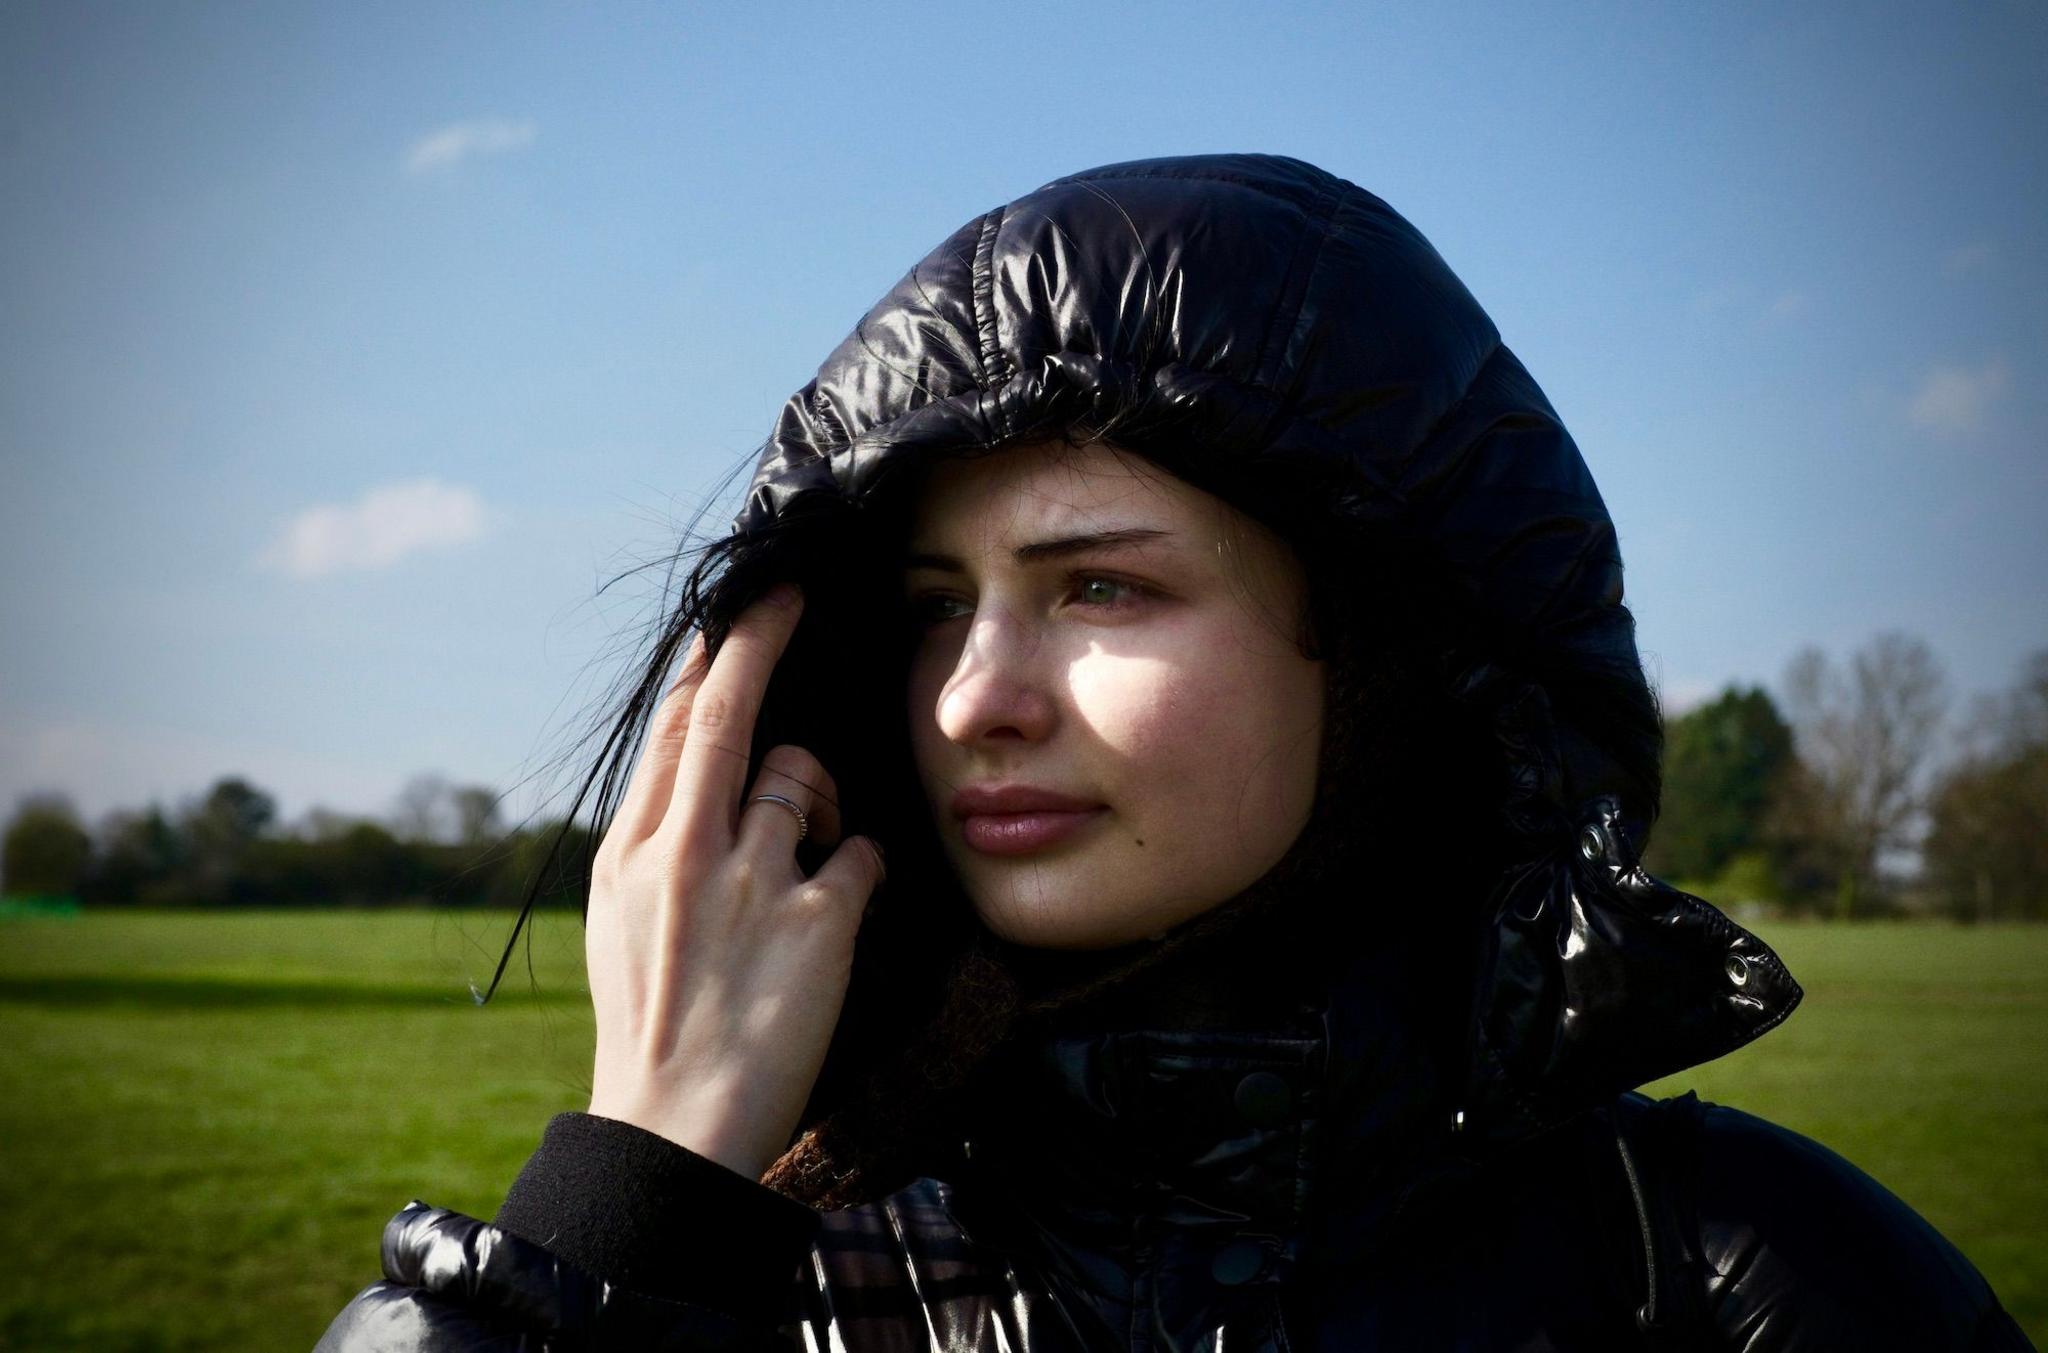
xmin=1 ymin=912 xmax=2043 ymax=1350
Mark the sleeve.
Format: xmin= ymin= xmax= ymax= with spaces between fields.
xmin=312 ymin=1113 xmax=824 ymax=1351
xmin=1694 ymin=1103 xmax=2035 ymax=1352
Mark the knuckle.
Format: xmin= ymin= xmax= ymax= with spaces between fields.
xmin=690 ymin=689 xmax=735 ymax=733
xmin=760 ymin=744 xmax=831 ymax=794
xmin=761 ymin=742 xmax=821 ymax=775
xmin=794 ymin=880 xmax=840 ymax=912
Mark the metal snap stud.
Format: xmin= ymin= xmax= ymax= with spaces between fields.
xmin=1579 ymin=825 xmax=1606 ymax=862
xmin=1233 ymin=1071 xmax=1293 ymax=1128
xmin=1725 ymin=954 xmax=1750 ymax=987
xmin=1211 ymin=1240 xmax=1267 ymax=1286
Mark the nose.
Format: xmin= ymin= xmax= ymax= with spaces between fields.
xmin=934 ymin=606 xmax=1057 ymax=747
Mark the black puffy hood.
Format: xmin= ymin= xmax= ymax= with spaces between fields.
xmin=737 ymin=152 xmax=1648 ymax=838
xmin=726 ymin=153 xmax=1799 ymax=1159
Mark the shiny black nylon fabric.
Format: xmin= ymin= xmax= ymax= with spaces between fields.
xmin=320 ymin=1094 xmax=2032 ymax=1352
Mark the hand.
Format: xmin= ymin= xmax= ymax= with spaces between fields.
xmin=583 ymin=584 xmax=887 ymax=1179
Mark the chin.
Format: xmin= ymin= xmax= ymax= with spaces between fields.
xmin=968 ymin=881 xmax=1202 ymax=951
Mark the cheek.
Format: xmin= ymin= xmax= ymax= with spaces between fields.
xmin=1069 ymin=636 xmax=1317 ymax=819
xmin=1066 ymin=649 xmax=1190 ymax=762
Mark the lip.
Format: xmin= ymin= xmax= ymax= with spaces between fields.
xmin=951 ymin=784 xmax=1103 ymax=818
xmin=951 ymin=784 xmax=1107 ymax=857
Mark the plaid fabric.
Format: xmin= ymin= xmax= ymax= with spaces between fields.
xmin=782 ymin=1178 xmax=1095 ymax=1352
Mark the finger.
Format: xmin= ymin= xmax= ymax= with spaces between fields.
xmin=804 ymin=835 xmax=888 ymax=925
xmin=612 ymin=632 xmax=709 ymax=845
xmin=672 ymin=584 xmax=804 ymax=847
xmin=736 ymin=745 xmax=842 ymax=861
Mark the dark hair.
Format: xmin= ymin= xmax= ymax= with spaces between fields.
xmin=486 ymin=409 xmax=1663 ymax=1209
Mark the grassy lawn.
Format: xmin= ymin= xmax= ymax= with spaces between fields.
xmin=0 ymin=911 xmax=593 ymax=1352
xmin=1 ymin=912 xmax=2042 ymax=1349
xmin=1639 ymin=921 xmax=2048 ymax=1341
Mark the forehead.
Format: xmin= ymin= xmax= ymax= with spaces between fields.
xmin=908 ymin=441 xmax=1213 ymax=545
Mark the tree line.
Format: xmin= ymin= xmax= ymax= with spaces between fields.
xmin=4 ymin=634 xmax=2042 ymax=918
xmin=0 ymin=772 xmax=595 ymax=911
xmin=1647 ymin=635 xmax=2045 ymax=920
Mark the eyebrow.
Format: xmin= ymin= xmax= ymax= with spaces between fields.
xmin=903 ymin=527 xmax=1175 ymax=573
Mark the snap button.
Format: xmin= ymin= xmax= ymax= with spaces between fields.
xmin=1725 ymin=954 xmax=1750 ymax=987
xmin=1233 ymin=1071 xmax=1292 ymax=1128
xmin=1211 ymin=1239 xmax=1267 ymax=1286
xmin=1579 ymin=824 xmax=1606 ymax=862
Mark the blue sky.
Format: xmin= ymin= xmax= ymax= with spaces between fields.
xmin=3 ymin=1 xmax=2043 ymax=833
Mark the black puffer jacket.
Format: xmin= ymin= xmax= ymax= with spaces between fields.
xmin=316 ymin=155 xmax=2031 ymax=1351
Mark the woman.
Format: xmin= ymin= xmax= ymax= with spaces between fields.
xmin=317 ymin=154 xmax=2030 ymax=1351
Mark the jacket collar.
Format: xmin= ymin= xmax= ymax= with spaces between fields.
xmin=952 ymin=795 xmax=1802 ymax=1293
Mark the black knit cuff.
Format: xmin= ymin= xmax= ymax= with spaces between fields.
xmin=495 ymin=1112 xmax=822 ymax=1318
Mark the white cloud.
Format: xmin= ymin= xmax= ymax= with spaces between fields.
xmin=404 ymin=117 xmax=538 ymax=174
xmin=1908 ymin=356 xmax=2010 ymax=436
xmin=1941 ymin=242 xmax=1995 ymax=278
xmin=258 ymin=477 xmax=496 ymax=579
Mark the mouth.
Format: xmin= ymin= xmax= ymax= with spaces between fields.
xmin=950 ymin=784 xmax=1108 ymax=857
xmin=957 ymin=807 xmax=1108 ymax=856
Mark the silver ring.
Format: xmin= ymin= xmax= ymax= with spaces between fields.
xmin=748 ymin=793 xmax=809 ymax=842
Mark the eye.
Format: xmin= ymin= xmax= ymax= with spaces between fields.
xmin=903 ymin=574 xmax=1156 ymax=630
xmin=904 ymin=591 xmax=971 ymax=628
xmin=1068 ymin=575 xmax=1150 ymax=611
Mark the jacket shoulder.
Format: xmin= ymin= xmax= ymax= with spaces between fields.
xmin=316 ymin=1182 xmax=1046 ymax=1353
xmin=1682 ymin=1099 xmax=2031 ymax=1351
xmin=314 ymin=1201 xmax=793 ymax=1352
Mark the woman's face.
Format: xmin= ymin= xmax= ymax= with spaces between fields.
xmin=903 ymin=440 xmax=1325 ymax=949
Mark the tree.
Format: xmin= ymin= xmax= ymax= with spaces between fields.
xmin=450 ymin=784 xmax=505 ymax=846
xmin=1780 ymin=633 xmax=1949 ymax=917
xmin=83 ymin=803 xmax=189 ymax=906
xmin=179 ymin=776 xmax=279 ymax=904
xmin=2 ymin=793 xmax=93 ymax=897
xmin=391 ymin=772 xmax=455 ymax=845
xmin=1922 ymin=650 xmax=2048 ymax=921
xmin=185 ymin=777 xmax=278 ymax=849
xmin=294 ymin=806 xmax=358 ymax=843
xmin=1650 ymin=686 xmax=1795 ymax=887
xmin=330 ymin=820 xmax=418 ymax=903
